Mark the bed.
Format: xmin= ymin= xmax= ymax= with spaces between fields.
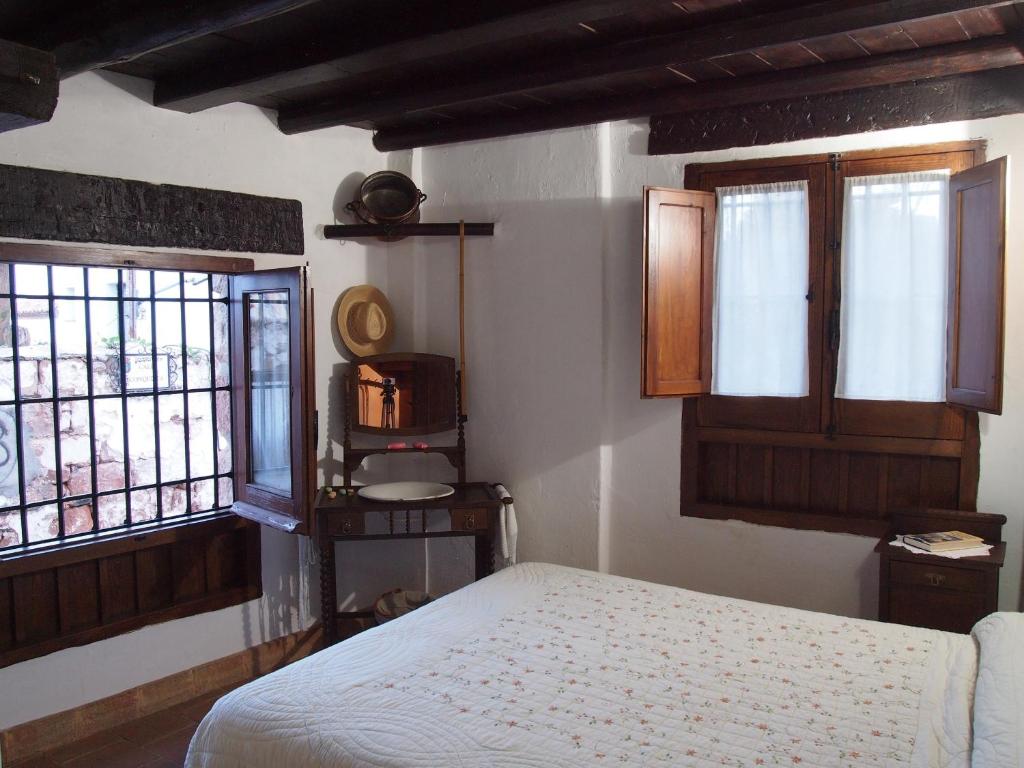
xmin=185 ymin=562 xmax=1023 ymax=767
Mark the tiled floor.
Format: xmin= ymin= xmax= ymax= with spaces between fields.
xmin=14 ymin=686 xmax=235 ymax=768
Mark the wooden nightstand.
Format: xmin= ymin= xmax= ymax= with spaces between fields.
xmin=877 ymin=508 xmax=1006 ymax=634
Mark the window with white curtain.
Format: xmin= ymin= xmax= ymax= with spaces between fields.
xmin=712 ymin=181 xmax=809 ymax=397
xmin=836 ymin=171 xmax=949 ymax=402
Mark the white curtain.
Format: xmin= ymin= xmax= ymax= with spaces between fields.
xmin=836 ymin=171 xmax=949 ymax=402
xmin=712 ymin=181 xmax=809 ymax=397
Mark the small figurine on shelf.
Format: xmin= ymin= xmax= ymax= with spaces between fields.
xmin=380 ymin=376 xmax=397 ymax=429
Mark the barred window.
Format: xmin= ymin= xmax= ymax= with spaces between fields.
xmin=0 ymin=264 xmax=234 ymax=552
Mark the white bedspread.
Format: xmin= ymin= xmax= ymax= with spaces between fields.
xmin=186 ymin=562 xmax=984 ymax=768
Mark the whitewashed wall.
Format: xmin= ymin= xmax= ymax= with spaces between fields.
xmin=0 ymin=71 xmax=400 ymax=730
xmin=418 ymin=116 xmax=1024 ymax=619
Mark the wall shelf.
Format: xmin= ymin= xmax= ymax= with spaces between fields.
xmin=324 ymin=222 xmax=494 ymax=238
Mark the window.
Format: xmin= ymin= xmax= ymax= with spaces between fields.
xmin=643 ymin=142 xmax=1006 ymax=534
xmin=0 ymin=247 xmax=315 ymax=669
xmin=837 ymin=171 xmax=950 ymax=402
xmin=0 ymin=264 xmax=234 ymax=552
xmin=712 ymin=181 xmax=809 ymax=398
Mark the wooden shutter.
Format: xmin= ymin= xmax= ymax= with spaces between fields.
xmin=642 ymin=187 xmax=715 ymax=397
xmin=230 ymin=266 xmax=316 ymax=533
xmin=946 ymin=157 xmax=1006 ymax=414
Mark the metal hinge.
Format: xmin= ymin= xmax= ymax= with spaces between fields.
xmin=313 ymin=409 xmax=319 ymax=449
xmin=829 ymin=152 xmax=841 ymax=171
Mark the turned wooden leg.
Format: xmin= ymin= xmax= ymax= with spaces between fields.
xmin=319 ymin=529 xmax=338 ymax=648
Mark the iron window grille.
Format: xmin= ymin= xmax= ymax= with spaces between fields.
xmin=0 ymin=263 xmax=235 ymax=554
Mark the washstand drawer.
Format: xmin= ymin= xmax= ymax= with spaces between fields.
xmin=450 ymin=508 xmax=488 ymax=531
xmin=890 ymin=562 xmax=983 ymax=592
xmin=327 ymin=512 xmax=365 ymax=536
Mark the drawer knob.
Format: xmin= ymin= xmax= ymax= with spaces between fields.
xmin=464 ymin=514 xmax=475 ymax=530
xmin=342 ymin=520 xmax=353 ymax=534
xmin=924 ymin=572 xmax=946 ymax=587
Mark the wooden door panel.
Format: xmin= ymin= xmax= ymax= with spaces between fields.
xmin=642 ymin=187 xmax=714 ymax=397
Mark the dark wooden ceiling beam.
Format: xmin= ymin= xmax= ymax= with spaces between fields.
xmin=648 ymin=65 xmax=1024 ymax=154
xmin=54 ymin=0 xmax=321 ymax=77
xmin=278 ymin=0 xmax=1019 ymax=133
xmin=153 ymin=0 xmax=669 ymax=114
xmin=371 ymin=35 xmax=1024 ymax=150
xmin=0 ymin=39 xmax=57 ymax=133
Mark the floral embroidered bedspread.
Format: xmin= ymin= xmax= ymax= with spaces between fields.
xmin=186 ymin=562 xmax=978 ymax=768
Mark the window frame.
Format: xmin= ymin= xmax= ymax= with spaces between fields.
xmin=0 ymin=242 xmax=263 ymax=669
xmin=678 ymin=140 xmax=988 ymax=535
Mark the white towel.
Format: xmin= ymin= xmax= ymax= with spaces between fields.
xmin=494 ymin=484 xmax=517 ymax=567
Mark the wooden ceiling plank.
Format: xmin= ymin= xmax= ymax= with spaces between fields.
xmin=278 ymin=0 xmax=1018 ymax=133
xmin=153 ymin=0 xmax=671 ymax=113
xmin=370 ymin=34 xmax=1024 ymax=150
xmin=54 ymin=0 xmax=322 ymax=77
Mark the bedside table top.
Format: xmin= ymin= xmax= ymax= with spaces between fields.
xmin=875 ymin=538 xmax=1006 ymax=568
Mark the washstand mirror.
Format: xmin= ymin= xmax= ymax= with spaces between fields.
xmin=349 ymin=353 xmax=457 ymax=435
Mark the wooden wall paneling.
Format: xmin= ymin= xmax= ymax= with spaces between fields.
xmin=57 ymin=561 xmax=100 ymax=635
xmin=12 ymin=571 xmax=57 ymax=644
xmin=135 ymin=546 xmax=173 ymax=613
xmin=0 ymin=578 xmax=11 ymax=650
xmin=206 ymin=530 xmax=245 ymax=592
xmin=171 ymin=537 xmax=208 ymax=602
xmin=809 ymin=450 xmax=842 ymax=514
xmin=770 ymin=447 xmax=804 ymax=510
xmin=887 ymin=455 xmax=923 ymax=513
xmin=762 ymin=446 xmax=774 ymax=506
xmin=0 ymin=164 xmax=304 ymax=254
xmin=924 ymin=457 xmax=962 ymax=508
xmin=735 ymin=444 xmax=766 ymax=506
xmin=98 ymin=553 xmax=137 ymax=624
xmin=681 ymin=400 xmax=699 ymax=509
xmin=958 ymin=412 xmax=981 ymax=510
xmin=698 ymin=441 xmax=732 ymax=504
xmin=846 ymin=453 xmax=881 ymax=517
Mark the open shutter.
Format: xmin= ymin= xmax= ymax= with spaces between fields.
xmin=230 ymin=266 xmax=316 ymax=533
xmin=946 ymin=157 xmax=1006 ymax=414
xmin=642 ymin=186 xmax=715 ymax=397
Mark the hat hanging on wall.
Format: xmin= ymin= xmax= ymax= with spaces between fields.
xmin=338 ymin=285 xmax=395 ymax=357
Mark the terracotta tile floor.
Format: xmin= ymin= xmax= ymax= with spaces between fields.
xmin=15 ymin=686 xmax=236 ymax=768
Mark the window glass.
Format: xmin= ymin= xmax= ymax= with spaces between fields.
xmin=0 ymin=265 xmax=234 ymax=552
xmin=836 ymin=171 xmax=949 ymax=401
xmin=247 ymin=290 xmax=291 ymax=494
xmin=712 ymin=181 xmax=810 ymax=397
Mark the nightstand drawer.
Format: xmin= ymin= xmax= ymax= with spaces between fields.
xmin=450 ymin=508 xmax=487 ymax=531
xmin=890 ymin=562 xmax=983 ymax=593
xmin=327 ymin=512 xmax=365 ymax=536
xmin=887 ymin=586 xmax=988 ymax=634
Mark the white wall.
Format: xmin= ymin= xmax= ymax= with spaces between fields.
xmin=418 ymin=116 xmax=1024 ymax=618
xmin=0 ymin=71 xmax=395 ymax=730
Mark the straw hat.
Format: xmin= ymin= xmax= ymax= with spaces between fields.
xmin=337 ymin=285 xmax=395 ymax=357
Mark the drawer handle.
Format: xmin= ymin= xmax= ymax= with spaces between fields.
xmin=464 ymin=514 xmax=475 ymax=530
xmin=924 ymin=572 xmax=946 ymax=587
xmin=342 ymin=520 xmax=353 ymax=534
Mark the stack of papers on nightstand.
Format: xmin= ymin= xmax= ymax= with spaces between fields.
xmin=889 ymin=537 xmax=993 ymax=559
